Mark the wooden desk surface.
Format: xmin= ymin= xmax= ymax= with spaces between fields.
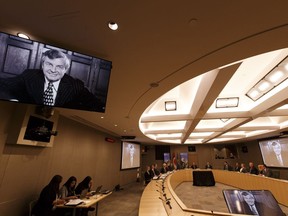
xmin=57 ymin=192 xmax=112 ymax=208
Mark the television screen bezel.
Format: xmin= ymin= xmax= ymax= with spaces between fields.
xmin=120 ymin=141 xmax=141 ymax=171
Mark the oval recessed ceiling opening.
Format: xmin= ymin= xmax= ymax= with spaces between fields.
xmin=139 ymin=48 xmax=288 ymax=144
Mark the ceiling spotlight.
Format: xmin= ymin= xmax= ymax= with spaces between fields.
xmin=17 ymin=33 xmax=30 ymax=40
xmin=108 ymin=22 xmax=118 ymax=30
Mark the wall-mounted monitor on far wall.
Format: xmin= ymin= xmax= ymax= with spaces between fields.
xmin=120 ymin=141 xmax=140 ymax=170
xmin=259 ymin=137 xmax=288 ymax=168
xmin=0 ymin=31 xmax=112 ymax=113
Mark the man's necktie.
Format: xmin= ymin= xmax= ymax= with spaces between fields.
xmin=251 ymin=205 xmax=259 ymax=215
xmin=43 ymin=82 xmax=54 ymax=106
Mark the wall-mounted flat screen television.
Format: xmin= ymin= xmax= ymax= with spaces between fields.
xmin=120 ymin=141 xmax=140 ymax=170
xmin=24 ymin=115 xmax=54 ymax=142
xmin=6 ymin=105 xmax=59 ymax=147
xmin=0 ymin=31 xmax=112 ymax=113
xmin=223 ymin=190 xmax=284 ymax=216
xmin=259 ymin=137 xmax=288 ymax=168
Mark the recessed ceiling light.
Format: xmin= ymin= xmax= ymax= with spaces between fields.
xmin=188 ymin=18 xmax=198 ymax=26
xmin=17 ymin=33 xmax=30 ymax=39
xmin=108 ymin=22 xmax=118 ymax=30
xmin=150 ymin=82 xmax=159 ymax=88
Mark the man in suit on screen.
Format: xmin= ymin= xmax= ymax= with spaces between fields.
xmin=238 ymin=191 xmax=283 ymax=216
xmin=266 ymin=140 xmax=288 ymax=167
xmin=0 ymin=49 xmax=102 ymax=111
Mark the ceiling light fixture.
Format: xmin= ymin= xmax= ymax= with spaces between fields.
xmin=216 ymin=97 xmax=239 ymax=108
xmin=165 ymin=101 xmax=177 ymax=111
xmin=246 ymin=55 xmax=288 ymax=101
xmin=108 ymin=22 xmax=118 ymax=30
xmin=17 ymin=33 xmax=30 ymax=39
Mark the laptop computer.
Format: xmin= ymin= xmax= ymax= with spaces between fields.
xmin=90 ymin=185 xmax=103 ymax=195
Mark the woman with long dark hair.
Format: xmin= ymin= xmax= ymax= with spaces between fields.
xmin=75 ymin=176 xmax=92 ymax=197
xmin=32 ymin=175 xmax=65 ymax=216
xmin=75 ymin=176 xmax=94 ymax=216
xmin=60 ymin=176 xmax=78 ymax=200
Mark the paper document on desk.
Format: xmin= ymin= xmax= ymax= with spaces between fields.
xmin=65 ymin=199 xmax=83 ymax=206
xmin=82 ymin=200 xmax=91 ymax=204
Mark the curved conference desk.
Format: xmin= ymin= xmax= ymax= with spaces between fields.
xmin=139 ymin=169 xmax=288 ymax=216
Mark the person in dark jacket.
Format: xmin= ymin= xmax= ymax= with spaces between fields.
xmin=32 ymin=175 xmax=64 ymax=216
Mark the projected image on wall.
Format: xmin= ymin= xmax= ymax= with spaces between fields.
xmin=121 ymin=141 xmax=140 ymax=170
xmin=259 ymin=137 xmax=288 ymax=168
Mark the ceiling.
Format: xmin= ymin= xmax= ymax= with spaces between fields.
xmin=1 ymin=1 xmax=288 ymax=145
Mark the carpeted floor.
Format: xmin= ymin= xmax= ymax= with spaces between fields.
xmin=95 ymin=181 xmax=288 ymax=216
xmin=96 ymin=182 xmax=145 ymax=216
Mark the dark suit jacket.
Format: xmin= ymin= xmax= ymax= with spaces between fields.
xmin=260 ymin=168 xmax=273 ymax=177
xmin=267 ymin=152 xmax=288 ymax=167
xmin=239 ymin=201 xmax=284 ymax=216
xmin=249 ymin=166 xmax=259 ymax=175
xmin=144 ymin=171 xmax=152 ymax=184
xmin=205 ymin=165 xmax=213 ymax=169
xmin=32 ymin=185 xmax=57 ymax=216
xmin=234 ymin=166 xmax=241 ymax=172
xmin=0 ymin=69 xmax=103 ymax=111
xmin=223 ymin=164 xmax=233 ymax=171
xmin=191 ymin=165 xmax=198 ymax=169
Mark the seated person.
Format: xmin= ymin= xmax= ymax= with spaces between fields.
xmin=248 ymin=162 xmax=259 ymax=175
xmin=205 ymin=162 xmax=213 ymax=169
xmin=191 ymin=162 xmax=198 ymax=169
xmin=223 ymin=161 xmax=233 ymax=171
xmin=149 ymin=164 xmax=160 ymax=178
xmin=75 ymin=176 xmax=93 ymax=198
xmin=144 ymin=165 xmax=152 ymax=185
xmin=160 ymin=163 xmax=168 ymax=174
xmin=240 ymin=163 xmax=247 ymax=173
xmin=32 ymin=175 xmax=65 ymax=216
xmin=234 ymin=162 xmax=241 ymax=172
xmin=60 ymin=176 xmax=78 ymax=200
xmin=58 ymin=176 xmax=78 ymax=216
xmin=259 ymin=164 xmax=273 ymax=177
xmin=154 ymin=163 xmax=160 ymax=176
xmin=75 ymin=176 xmax=94 ymax=216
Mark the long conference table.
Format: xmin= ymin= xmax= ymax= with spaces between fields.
xmin=139 ymin=169 xmax=288 ymax=216
xmin=57 ymin=192 xmax=112 ymax=216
